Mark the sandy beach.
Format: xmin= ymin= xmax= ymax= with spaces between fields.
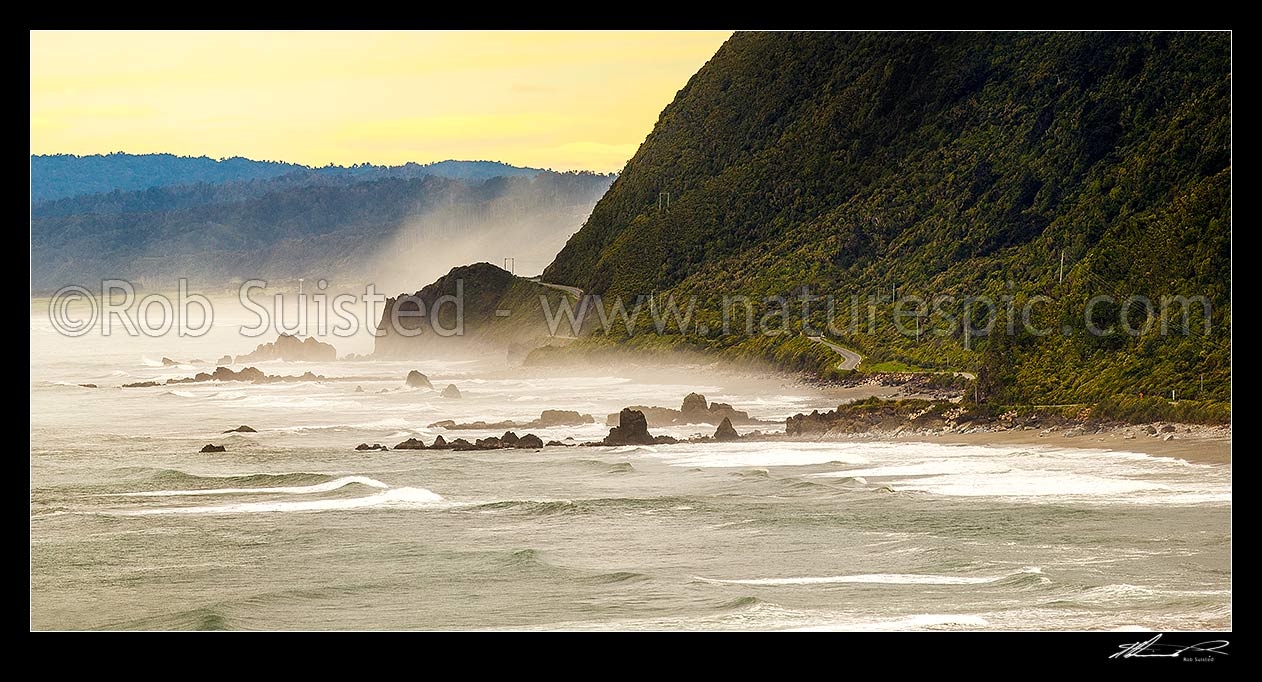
xmin=879 ymin=426 xmax=1232 ymax=465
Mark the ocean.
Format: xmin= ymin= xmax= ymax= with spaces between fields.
xmin=29 ymin=299 xmax=1231 ymax=630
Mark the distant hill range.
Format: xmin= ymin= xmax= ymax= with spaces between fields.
xmin=30 ymin=154 xmax=613 ymax=293
xmin=30 ymin=153 xmax=551 ymax=204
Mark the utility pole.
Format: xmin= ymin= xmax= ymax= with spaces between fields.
xmin=1059 ymin=250 xmax=1064 ymax=284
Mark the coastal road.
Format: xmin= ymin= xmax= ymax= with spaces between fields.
xmin=808 ymin=335 xmax=863 ymax=370
xmin=532 ymin=280 xmax=585 ymax=340
xmin=808 ymin=334 xmax=978 ymax=379
xmin=537 ymin=281 xmax=584 ymax=299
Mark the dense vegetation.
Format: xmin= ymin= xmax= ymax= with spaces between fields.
xmin=30 ymin=153 xmax=558 ymax=203
xmin=544 ymin=32 xmax=1230 ymax=408
xmin=373 ymin=263 xmax=574 ymax=357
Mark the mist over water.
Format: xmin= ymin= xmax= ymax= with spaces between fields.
xmin=366 ymin=182 xmax=600 ymax=293
xmin=30 ymin=301 xmax=1230 ymax=631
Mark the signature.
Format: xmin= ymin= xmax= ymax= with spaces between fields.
xmin=1110 ymin=634 xmax=1230 ymax=660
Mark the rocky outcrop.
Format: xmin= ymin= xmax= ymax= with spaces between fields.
xmin=441 ymin=384 xmax=462 ymax=399
xmin=355 ymin=385 xmax=364 ymax=393
xmin=405 ymin=370 xmax=433 ymax=389
xmin=371 ymin=262 xmax=580 ymax=358
xmin=428 ymin=419 xmax=513 ymax=430
xmin=79 ymin=383 xmax=97 ymax=388
xmin=392 ymin=432 xmax=549 ymax=451
xmin=426 ymin=410 xmax=596 ymax=431
xmin=713 ymin=417 xmax=740 ymax=441
xmin=127 ymin=366 xmax=328 ymax=387
xmin=605 ymin=393 xmax=760 ymax=427
xmin=602 ymin=409 xmax=658 ymax=446
xmin=530 ymin=410 xmax=595 ymax=427
xmin=355 ymin=443 xmax=389 ymax=451
xmin=223 ymin=425 xmax=257 ymax=433
xmin=217 ymin=355 xmax=233 ymax=365
xmin=161 ymin=357 xmax=178 ymax=366
xmin=680 ymin=392 xmax=708 ymax=415
xmin=236 ymin=333 xmax=337 ymax=363
xmin=199 ymin=444 xmax=226 ymax=453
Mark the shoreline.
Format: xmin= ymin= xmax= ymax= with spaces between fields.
xmin=772 ymin=424 xmax=1232 ymax=466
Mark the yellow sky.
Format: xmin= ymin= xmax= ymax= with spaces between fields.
xmin=30 ymin=30 xmax=731 ymax=172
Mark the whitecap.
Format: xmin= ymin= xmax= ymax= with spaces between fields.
xmin=113 ymin=486 xmax=444 ymax=515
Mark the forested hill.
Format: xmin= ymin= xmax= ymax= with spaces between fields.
xmin=543 ymin=32 xmax=1230 ymax=405
xmin=32 ymin=170 xmax=613 ymax=294
xmin=30 ymin=153 xmax=551 ymax=203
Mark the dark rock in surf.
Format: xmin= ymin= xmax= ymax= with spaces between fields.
xmin=394 ymin=437 xmax=427 ymax=450
xmin=713 ymin=417 xmax=740 ymax=441
xmin=449 ymin=438 xmax=475 ymax=450
xmin=680 ymin=392 xmax=708 ymax=415
xmin=430 ymin=435 xmax=450 ymax=449
xmin=441 ymin=384 xmax=462 ymax=399
xmin=79 ymin=383 xmax=97 ymax=388
xmin=161 ymin=357 xmax=178 ymax=366
xmin=529 ymin=410 xmax=595 ymax=427
xmin=355 ymin=443 xmax=389 ymax=451
xmin=601 ymin=408 xmax=656 ymax=446
xmin=517 ymin=433 xmax=544 ymax=449
xmin=223 ymin=425 xmax=257 ymax=433
xmin=355 ymin=385 xmax=364 ymax=393
xmin=501 ymin=431 xmax=520 ymax=446
xmin=405 ymin=370 xmax=433 ymax=389
xmin=122 ymin=380 xmax=162 ymax=388
xmin=199 ymin=444 xmax=226 ymax=453
xmin=475 ymin=436 xmax=502 ymax=449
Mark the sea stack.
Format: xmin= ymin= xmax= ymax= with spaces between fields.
xmin=602 ymin=408 xmax=655 ymax=446
xmin=713 ymin=417 xmax=740 ymax=441
xmin=405 ymin=370 xmax=433 ymax=389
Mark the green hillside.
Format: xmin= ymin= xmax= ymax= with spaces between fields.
xmin=374 ymin=263 xmax=575 ymax=358
xmin=542 ymin=31 xmax=1230 ymax=405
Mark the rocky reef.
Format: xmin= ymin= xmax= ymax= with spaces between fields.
xmin=604 ymin=393 xmax=765 ymax=428
xmin=600 ymin=408 xmax=678 ymax=446
xmin=125 ymin=366 xmax=327 ymax=387
xmin=235 ymin=333 xmax=337 ymax=363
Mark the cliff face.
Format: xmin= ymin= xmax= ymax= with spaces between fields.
xmin=541 ymin=32 xmax=1231 ymax=404
xmin=373 ymin=263 xmax=575 ymax=357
